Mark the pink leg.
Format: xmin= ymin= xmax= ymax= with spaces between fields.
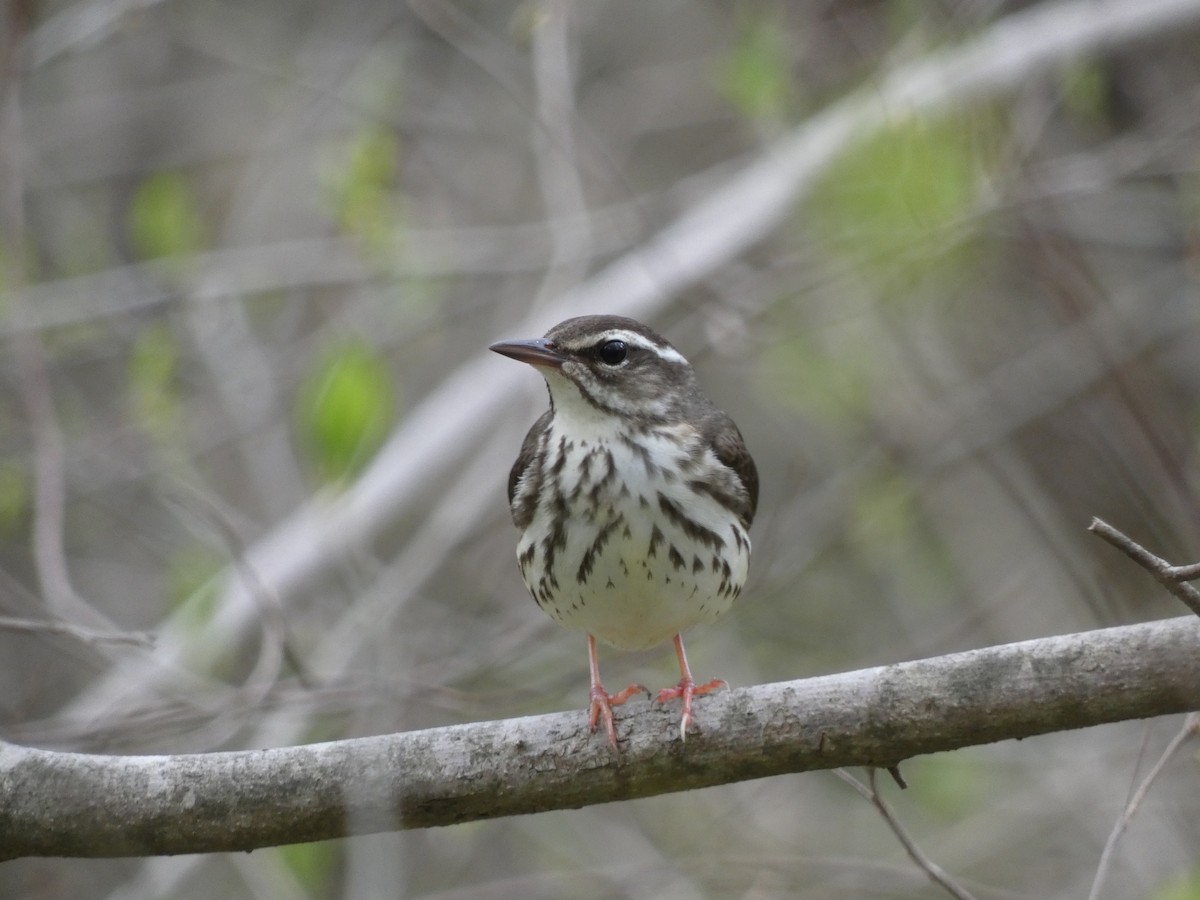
xmin=587 ymin=634 xmax=646 ymax=750
xmin=654 ymin=634 xmax=727 ymax=741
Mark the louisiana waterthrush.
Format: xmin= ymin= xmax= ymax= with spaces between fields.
xmin=490 ymin=315 xmax=758 ymax=748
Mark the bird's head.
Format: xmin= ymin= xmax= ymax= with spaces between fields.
xmin=490 ymin=315 xmax=702 ymax=428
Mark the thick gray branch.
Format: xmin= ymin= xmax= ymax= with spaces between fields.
xmin=2 ymin=617 xmax=1197 ymax=860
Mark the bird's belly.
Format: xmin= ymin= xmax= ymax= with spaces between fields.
xmin=561 ymin=524 xmax=744 ymax=650
xmin=518 ymin=471 xmax=750 ymax=651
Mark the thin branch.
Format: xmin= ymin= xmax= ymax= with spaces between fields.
xmin=1 ymin=617 xmax=1197 ymax=860
xmin=835 ymin=768 xmax=978 ymax=900
xmin=1088 ymin=518 xmax=1200 ymax=617
xmin=1087 ymin=712 xmax=1200 ymax=900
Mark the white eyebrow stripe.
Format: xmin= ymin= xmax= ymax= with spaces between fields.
xmin=597 ymin=329 xmax=689 ymax=365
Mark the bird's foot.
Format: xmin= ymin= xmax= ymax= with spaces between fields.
xmin=589 ymin=682 xmax=648 ymax=750
xmin=655 ymin=677 xmax=727 ymax=741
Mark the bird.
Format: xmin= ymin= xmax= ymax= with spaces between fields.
xmin=490 ymin=314 xmax=757 ymax=749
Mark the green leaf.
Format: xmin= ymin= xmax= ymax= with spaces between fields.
xmin=297 ymin=342 xmax=395 ymax=484
xmin=128 ymin=173 xmax=207 ymax=263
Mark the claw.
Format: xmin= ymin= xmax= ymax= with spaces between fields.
xmin=656 ymin=676 xmax=727 ymax=740
xmin=587 ymin=634 xmax=647 ymax=750
xmin=655 ymin=634 xmax=726 ymax=740
xmin=589 ymin=680 xmax=647 ymax=749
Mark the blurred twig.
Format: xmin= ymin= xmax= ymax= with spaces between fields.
xmin=166 ymin=484 xmax=314 ymax=689
xmin=3 ymin=0 xmax=119 ymax=637
xmin=528 ymin=0 xmax=594 ymax=308
xmin=26 ymin=0 xmax=170 ymax=69
xmin=835 ymin=768 xmax=978 ymax=900
xmin=1087 ymin=713 xmax=1200 ymax=900
xmin=0 ymin=615 xmax=153 ymax=648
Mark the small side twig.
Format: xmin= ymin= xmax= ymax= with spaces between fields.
xmin=1167 ymin=561 xmax=1200 ymax=582
xmin=1088 ymin=518 xmax=1200 ymax=618
xmin=0 ymin=615 xmax=154 ymax=648
xmin=835 ymin=768 xmax=978 ymax=900
xmin=1087 ymin=713 xmax=1200 ymax=900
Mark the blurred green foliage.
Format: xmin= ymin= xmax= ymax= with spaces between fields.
xmin=717 ymin=4 xmax=795 ymax=124
xmin=128 ymin=172 xmax=207 ymax=263
xmin=0 ymin=461 xmax=28 ymax=536
xmin=903 ymin=753 xmax=991 ymax=820
xmin=0 ymin=243 xmax=10 ymax=294
xmin=849 ymin=463 xmax=954 ymax=611
xmin=1180 ymin=165 xmax=1200 ymax=233
xmin=1155 ymin=870 xmax=1200 ymax=900
xmin=0 ymin=225 xmax=44 ymax=287
xmin=278 ymin=841 xmax=340 ymax=894
xmin=128 ymin=324 xmax=182 ymax=442
xmin=327 ymin=127 xmax=401 ymax=254
xmin=756 ymin=327 xmax=870 ymax=427
xmin=1059 ymin=60 xmax=1110 ymax=126
xmin=168 ymin=546 xmax=221 ymax=608
xmin=808 ymin=113 xmax=996 ymax=290
xmin=167 ymin=545 xmax=223 ymax=631
xmin=296 ymin=341 xmax=395 ymax=484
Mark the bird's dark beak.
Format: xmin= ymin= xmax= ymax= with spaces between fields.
xmin=489 ymin=337 xmax=565 ymax=370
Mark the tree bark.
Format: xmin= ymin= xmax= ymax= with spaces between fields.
xmin=2 ymin=616 xmax=1197 ymax=860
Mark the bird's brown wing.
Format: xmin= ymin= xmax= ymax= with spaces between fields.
xmin=690 ymin=399 xmax=759 ymax=531
xmin=711 ymin=420 xmax=758 ymax=528
xmin=507 ymin=409 xmax=553 ymax=527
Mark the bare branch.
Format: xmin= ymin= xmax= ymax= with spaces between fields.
xmin=1088 ymin=518 xmax=1200 ymax=617
xmin=2 ymin=617 xmax=1197 ymax=860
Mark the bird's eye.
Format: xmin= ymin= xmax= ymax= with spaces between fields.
xmin=597 ymin=340 xmax=627 ymax=365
